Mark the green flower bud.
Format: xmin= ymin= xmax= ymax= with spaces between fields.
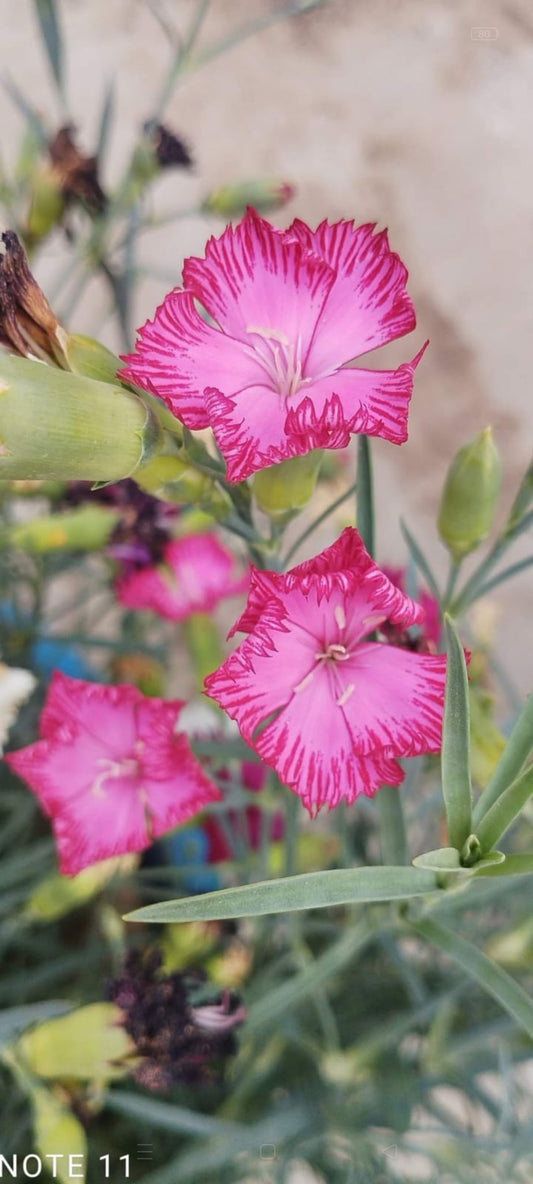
xmin=135 ymin=453 xmax=231 ymax=516
xmin=2 ymin=504 xmax=120 ymax=553
xmin=202 ymin=179 xmax=294 ymax=218
xmin=65 ymin=333 xmax=121 ymax=384
xmin=25 ymin=166 xmax=65 ymax=244
xmin=437 ymin=427 xmax=501 ymax=559
xmin=253 ymin=451 xmax=323 ymax=524
xmin=0 ymin=354 xmax=163 ymax=482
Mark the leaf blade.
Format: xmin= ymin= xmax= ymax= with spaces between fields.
xmin=412 ymin=916 xmax=533 ymax=1040
xmin=473 ymin=694 xmax=533 ymax=827
xmin=124 ymin=865 xmax=440 ymax=923
xmin=442 ymin=615 xmax=472 ymax=849
xmin=34 ymin=0 xmax=64 ymax=97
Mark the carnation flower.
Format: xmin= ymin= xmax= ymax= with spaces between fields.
xmin=381 ymin=566 xmax=441 ymax=651
xmin=116 ymin=531 xmax=248 ymax=621
xmin=121 ymin=209 xmax=425 ymax=483
xmin=5 ymin=672 xmax=221 ymax=875
xmin=205 ymin=528 xmax=447 ymax=814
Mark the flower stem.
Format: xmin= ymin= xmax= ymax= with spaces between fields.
xmin=442 ymin=557 xmax=462 ymax=611
xmin=356 ymin=435 xmax=375 ymax=556
xmin=282 ymin=479 xmax=357 ymax=568
xmin=376 ymin=786 xmax=409 ymax=866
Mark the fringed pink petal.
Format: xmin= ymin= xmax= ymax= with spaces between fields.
xmin=120 ymin=289 xmax=266 ymax=427
xmin=285 ymin=345 xmax=428 ymax=451
xmin=183 ymin=208 xmax=334 ymax=352
xmin=289 ymin=217 xmax=416 ymax=371
xmin=117 ymin=533 xmax=248 ymax=621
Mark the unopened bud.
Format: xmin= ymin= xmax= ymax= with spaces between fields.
xmin=3 ymin=504 xmax=120 ymax=553
xmin=202 ymin=179 xmax=295 ymax=218
xmin=135 ymin=453 xmax=231 ymax=515
xmin=438 ymin=427 xmax=501 ymax=559
xmin=0 ymin=354 xmax=163 ymax=482
xmin=24 ymin=167 xmax=65 ymax=244
xmin=253 ymin=450 xmax=323 ymax=523
xmin=0 ymin=231 xmax=69 ymax=366
xmin=65 ymin=333 xmax=121 ymax=384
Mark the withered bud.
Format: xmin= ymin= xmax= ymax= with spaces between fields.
xmin=143 ymin=120 xmax=194 ymax=170
xmin=0 ymin=230 xmax=69 ymax=366
xmin=107 ymin=949 xmax=245 ymax=1090
xmin=48 ymin=124 xmax=107 ymax=216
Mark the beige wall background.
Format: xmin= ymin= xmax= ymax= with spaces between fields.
xmin=1 ymin=0 xmax=532 ymax=695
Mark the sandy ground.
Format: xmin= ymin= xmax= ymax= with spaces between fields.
xmin=0 ymin=0 xmax=532 ymax=693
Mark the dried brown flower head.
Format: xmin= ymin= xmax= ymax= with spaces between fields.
xmin=108 ymin=949 xmax=245 ymax=1091
xmin=48 ymin=125 xmax=107 ymax=216
xmin=0 ymin=231 xmax=68 ymax=365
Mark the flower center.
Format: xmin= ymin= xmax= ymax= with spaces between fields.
xmin=246 ymin=325 xmax=311 ymax=398
xmin=91 ymin=756 xmax=140 ymax=797
xmin=315 ymin=642 xmax=350 ymax=662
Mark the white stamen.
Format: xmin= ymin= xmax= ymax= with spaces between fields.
xmin=337 ymin=683 xmax=355 ymax=707
xmin=293 ymin=668 xmax=316 ymax=693
xmin=334 ymin=604 xmax=346 ymax=630
xmin=90 ymin=756 xmax=139 ymax=798
xmin=246 ymin=325 xmax=290 ymax=348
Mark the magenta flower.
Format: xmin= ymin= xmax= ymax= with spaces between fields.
xmin=382 ymin=566 xmax=441 ymax=652
xmin=205 ymin=529 xmax=447 ymax=814
xmin=5 ymin=673 xmax=221 ymax=875
xmin=121 ymin=210 xmax=425 ymax=483
xmin=116 ymin=532 xmax=249 ymax=621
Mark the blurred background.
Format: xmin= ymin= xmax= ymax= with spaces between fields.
xmin=1 ymin=0 xmax=532 ymax=690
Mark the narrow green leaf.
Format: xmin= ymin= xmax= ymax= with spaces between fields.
xmin=133 ymin=1102 xmax=309 ymax=1184
xmin=442 ymin=615 xmax=472 ymax=849
xmin=356 ymin=435 xmax=374 ymax=555
xmin=104 ymin=1091 xmax=241 ymax=1138
xmin=34 ymin=0 xmax=64 ymax=96
xmin=400 ymin=519 xmax=441 ymax=600
xmin=476 ymin=766 xmax=533 ymax=853
xmin=2 ymin=76 xmax=48 ymax=147
xmin=473 ymin=695 xmax=533 ymax=826
xmin=411 ymin=917 xmax=533 ymax=1040
xmin=473 ymin=554 xmax=533 ymax=600
xmin=124 ymin=865 xmax=440 ymax=923
xmin=504 ymin=458 xmax=533 ymax=538
xmin=96 ymin=78 xmax=116 ymax=164
xmin=474 ymin=852 xmax=533 ymax=879
xmin=247 ymin=919 xmax=373 ymax=1034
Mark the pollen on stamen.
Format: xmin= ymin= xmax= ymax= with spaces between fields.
xmin=337 ymin=683 xmax=355 ymax=707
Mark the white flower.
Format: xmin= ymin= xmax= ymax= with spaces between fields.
xmin=0 ymin=661 xmax=36 ymax=753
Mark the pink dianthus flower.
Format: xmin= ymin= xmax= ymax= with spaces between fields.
xmin=205 ymin=528 xmax=447 ymax=815
xmin=5 ymin=672 xmax=221 ymax=875
xmin=116 ymin=532 xmax=248 ymax=621
xmin=121 ymin=210 xmax=426 ymax=483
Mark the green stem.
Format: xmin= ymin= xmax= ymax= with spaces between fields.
xmin=356 ymin=435 xmax=374 ymax=556
xmin=376 ymin=786 xmax=409 ymax=865
xmin=442 ymin=558 xmax=462 ymax=611
xmin=441 ymin=615 xmax=472 ymax=851
xmin=282 ymin=480 xmax=357 ymax=568
xmin=475 ymin=766 xmax=533 ymax=853
xmin=473 ymin=694 xmax=533 ymax=827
